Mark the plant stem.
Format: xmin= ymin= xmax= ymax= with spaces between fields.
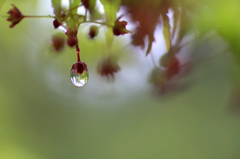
xmin=150 ymin=52 xmax=157 ymax=68
xmin=76 ymin=43 xmax=81 ymax=62
xmin=24 ymin=15 xmax=55 ymax=18
xmin=179 ymin=51 xmax=229 ymax=68
xmin=84 ymin=9 xmax=87 ymax=21
xmin=82 ymin=21 xmax=113 ymax=27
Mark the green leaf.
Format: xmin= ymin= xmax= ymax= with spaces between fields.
xmin=51 ymin=0 xmax=62 ymax=17
xmin=162 ymin=13 xmax=171 ymax=53
xmin=0 ymin=0 xmax=6 ymax=10
xmin=88 ymin=0 xmax=102 ymax=20
xmin=99 ymin=0 xmax=121 ymax=49
xmin=68 ymin=0 xmax=81 ymax=31
xmin=68 ymin=15 xmax=77 ymax=31
xmin=99 ymin=0 xmax=121 ymax=25
xmin=70 ymin=0 xmax=80 ymax=14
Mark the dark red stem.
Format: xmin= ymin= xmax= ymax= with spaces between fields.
xmin=76 ymin=43 xmax=80 ymax=62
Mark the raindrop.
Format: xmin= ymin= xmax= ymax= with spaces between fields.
xmin=70 ymin=61 xmax=89 ymax=87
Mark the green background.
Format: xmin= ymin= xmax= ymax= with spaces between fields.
xmin=0 ymin=0 xmax=240 ymax=159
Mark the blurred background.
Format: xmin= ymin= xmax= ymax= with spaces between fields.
xmin=1 ymin=0 xmax=240 ymax=159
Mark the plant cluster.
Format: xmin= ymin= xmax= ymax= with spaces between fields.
xmin=5 ymin=0 xmax=132 ymax=87
xmin=3 ymin=0 xmax=238 ymax=95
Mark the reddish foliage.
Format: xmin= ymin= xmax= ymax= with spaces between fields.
xmin=121 ymin=0 xmax=171 ymax=48
xmin=131 ymin=26 xmax=146 ymax=48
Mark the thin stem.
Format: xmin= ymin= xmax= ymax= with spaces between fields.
xmin=76 ymin=43 xmax=81 ymax=62
xmin=62 ymin=14 xmax=85 ymax=23
xmin=82 ymin=21 xmax=113 ymax=27
xmin=179 ymin=51 xmax=229 ymax=68
xmin=84 ymin=9 xmax=88 ymax=21
xmin=179 ymin=32 xmax=218 ymax=49
xmin=150 ymin=52 xmax=157 ymax=68
xmin=115 ymin=43 xmax=131 ymax=58
xmin=24 ymin=15 xmax=55 ymax=18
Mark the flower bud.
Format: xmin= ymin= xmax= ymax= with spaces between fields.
xmin=88 ymin=25 xmax=99 ymax=39
xmin=66 ymin=29 xmax=78 ymax=47
xmin=97 ymin=55 xmax=120 ymax=79
xmin=53 ymin=19 xmax=61 ymax=29
xmin=71 ymin=61 xmax=88 ymax=74
xmin=113 ymin=16 xmax=131 ymax=36
xmin=51 ymin=33 xmax=65 ymax=52
xmin=160 ymin=54 xmax=180 ymax=79
xmin=7 ymin=4 xmax=24 ymax=28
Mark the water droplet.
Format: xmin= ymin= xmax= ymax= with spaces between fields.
xmin=70 ymin=70 xmax=89 ymax=87
xmin=70 ymin=61 xmax=89 ymax=87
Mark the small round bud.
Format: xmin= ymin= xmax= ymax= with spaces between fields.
xmin=67 ymin=37 xmax=77 ymax=47
xmin=53 ymin=19 xmax=61 ymax=29
xmin=66 ymin=29 xmax=78 ymax=47
xmin=88 ymin=25 xmax=99 ymax=39
xmin=51 ymin=33 xmax=65 ymax=52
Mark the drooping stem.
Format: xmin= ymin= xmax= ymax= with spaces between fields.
xmin=150 ymin=52 xmax=157 ymax=68
xmin=76 ymin=43 xmax=80 ymax=62
xmin=179 ymin=50 xmax=229 ymax=69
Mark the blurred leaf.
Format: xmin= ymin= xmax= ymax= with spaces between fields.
xmin=68 ymin=16 xmax=76 ymax=31
xmin=68 ymin=0 xmax=81 ymax=31
xmin=171 ymin=7 xmax=180 ymax=41
xmin=146 ymin=34 xmax=154 ymax=55
xmin=176 ymin=9 xmax=197 ymax=44
xmin=82 ymin=0 xmax=101 ymax=20
xmin=70 ymin=0 xmax=80 ymax=14
xmin=162 ymin=13 xmax=171 ymax=53
xmin=122 ymin=0 xmax=165 ymax=52
xmin=99 ymin=0 xmax=121 ymax=48
xmin=189 ymin=0 xmax=240 ymax=64
xmin=131 ymin=26 xmax=146 ymax=48
xmin=0 ymin=0 xmax=6 ymax=10
xmin=100 ymin=0 xmax=120 ymax=25
xmin=51 ymin=0 xmax=62 ymax=17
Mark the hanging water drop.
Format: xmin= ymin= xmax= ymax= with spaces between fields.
xmin=70 ymin=61 xmax=89 ymax=87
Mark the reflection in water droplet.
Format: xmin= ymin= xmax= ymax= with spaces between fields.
xmin=70 ymin=70 xmax=89 ymax=87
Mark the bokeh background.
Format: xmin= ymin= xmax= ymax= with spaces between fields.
xmin=1 ymin=0 xmax=240 ymax=159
